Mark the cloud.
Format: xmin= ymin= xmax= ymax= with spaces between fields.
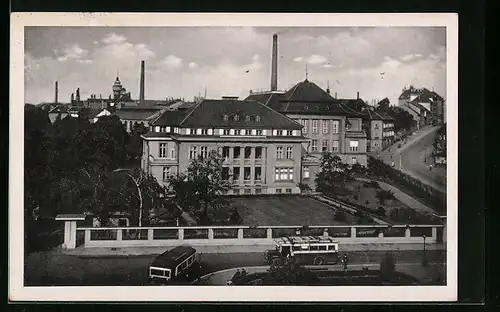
xmin=293 ymin=56 xmax=303 ymax=62
xmin=160 ymin=55 xmax=183 ymax=68
xmin=307 ymin=54 xmax=327 ymax=65
xmin=252 ymin=54 xmax=260 ymax=61
xmin=93 ymin=41 xmax=99 ymax=45
xmin=188 ymin=62 xmax=198 ymax=69
xmin=323 ymin=64 xmax=333 ymax=68
xmin=55 ymin=44 xmax=89 ymax=62
xmin=101 ymin=33 xmax=127 ymax=44
xmin=77 ymin=59 xmax=93 ymax=64
xmin=400 ymin=54 xmax=423 ymax=62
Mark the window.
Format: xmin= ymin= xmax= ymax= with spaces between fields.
xmin=286 ymin=188 xmax=292 ymax=194
xmin=255 ymin=188 xmax=262 ymax=194
xmin=276 ymin=146 xmax=284 ymax=159
xmin=352 ymin=157 xmax=357 ymax=164
xmin=159 ymin=143 xmax=167 ymax=157
xmin=233 ymin=147 xmax=241 ymax=158
xmin=303 ymin=166 xmax=310 ymax=179
xmin=222 ymin=129 xmax=230 ymax=135
xmin=311 ymin=140 xmax=318 ymax=152
xmin=276 ymin=188 xmax=282 ymax=194
xmin=234 ymin=115 xmax=239 ymax=121
xmin=200 ymin=146 xmax=208 ymax=159
xmin=349 ymin=140 xmax=359 ymax=152
xmin=328 ymin=245 xmax=336 ymax=251
xmin=244 ymin=129 xmax=250 ymax=135
xmin=332 ymin=140 xmax=339 ymax=152
xmin=162 ymin=166 xmax=171 ymax=180
xmin=222 ymin=147 xmax=230 ymax=159
xmin=189 ymin=146 xmax=198 ymax=159
xmin=322 ymin=120 xmax=329 ymax=134
xmin=285 ymin=146 xmax=293 ymax=159
xmin=318 ymin=245 xmax=327 ymax=251
xmin=255 ymin=167 xmax=262 ymax=181
xmin=243 ymin=167 xmax=251 ymax=181
xmin=322 ymin=140 xmax=329 ymax=152
xmin=332 ymin=120 xmax=339 ymax=134
xmin=311 ymin=120 xmax=319 ymax=133
xmin=244 ymin=188 xmax=251 ymax=194
xmin=286 ymin=130 xmax=293 ymax=136
xmin=170 ymin=148 xmax=176 ymax=159
xmin=255 ymin=115 xmax=261 ymax=122
xmin=233 ymin=167 xmax=240 ymax=182
xmin=244 ymin=147 xmax=252 ymax=159
xmin=310 ymin=245 xmax=319 ymax=251
xmin=256 ymin=129 xmax=263 ymax=136
xmin=275 ymin=168 xmax=293 ymax=181
xmin=302 ymin=119 xmax=309 ymax=134
xmin=245 ymin=115 xmax=251 ymax=122
xmin=255 ymin=147 xmax=262 ymax=159
xmin=222 ymin=167 xmax=230 ymax=180
xmin=201 ymin=129 xmax=208 ymax=135
xmin=223 ymin=114 xmax=229 ymax=121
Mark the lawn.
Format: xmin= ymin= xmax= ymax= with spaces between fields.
xmin=336 ymin=180 xmax=409 ymax=218
xmin=218 ymin=195 xmax=357 ymax=226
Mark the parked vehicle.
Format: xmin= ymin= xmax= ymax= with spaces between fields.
xmin=148 ymin=246 xmax=199 ymax=284
xmin=264 ymin=236 xmax=340 ymax=266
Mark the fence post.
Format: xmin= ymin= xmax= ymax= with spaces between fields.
xmin=350 ymin=227 xmax=357 ymax=239
xmin=116 ymin=229 xmax=123 ymax=241
xmin=178 ymin=228 xmax=184 ymax=240
xmin=267 ymin=228 xmax=273 ymax=239
xmin=84 ymin=229 xmax=91 ymax=245
xmin=431 ymin=227 xmax=437 ymax=241
xmin=208 ymin=228 xmax=214 ymax=240
xmin=237 ymin=228 xmax=244 ymax=240
xmin=148 ymin=229 xmax=154 ymax=241
xmin=405 ymin=227 xmax=411 ymax=238
xmin=378 ymin=231 xmax=384 ymax=238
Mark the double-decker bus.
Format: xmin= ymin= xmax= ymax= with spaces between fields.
xmin=264 ymin=236 xmax=340 ymax=266
xmin=148 ymin=246 xmax=199 ymax=284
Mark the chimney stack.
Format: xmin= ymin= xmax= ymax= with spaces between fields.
xmin=54 ymin=81 xmax=58 ymax=104
xmin=76 ymin=88 xmax=80 ymax=102
xmin=270 ymin=34 xmax=278 ymax=91
xmin=335 ymin=92 xmax=337 ymax=99
xmin=140 ymin=60 xmax=145 ymax=106
xmin=357 ymin=91 xmax=360 ymax=100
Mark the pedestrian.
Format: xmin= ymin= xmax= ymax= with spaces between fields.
xmin=343 ymin=254 xmax=348 ymax=272
xmin=232 ymin=269 xmax=241 ymax=282
xmin=241 ymin=268 xmax=247 ymax=276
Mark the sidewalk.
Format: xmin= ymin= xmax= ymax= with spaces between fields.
xmin=356 ymin=177 xmax=438 ymax=216
xmin=60 ymin=242 xmax=446 ymax=257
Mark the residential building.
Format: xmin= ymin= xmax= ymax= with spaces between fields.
xmin=360 ymin=107 xmax=396 ymax=152
xmin=114 ymin=107 xmax=166 ymax=132
xmin=141 ymin=98 xmax=306 ymax=195
xmin=398 ymin=86 xmax=445 ymax=128
xmin=246 ymin=79 xmax=368 ymax=190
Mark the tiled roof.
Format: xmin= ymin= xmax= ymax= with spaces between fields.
xmin=114 ymin=107 xmax=163 ymax=120
xmin=245 ymin=80 xmax=360 ymax=117
xmin=152 ymin=99 xmax=302 ymax=130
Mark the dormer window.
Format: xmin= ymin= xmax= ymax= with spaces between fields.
xmin=255 ymin=115 xmax=261 ymax=122
xmin=245 ymin=115 xmax=251 ymax=122
xmin=223 ymin=114 xmax=229 ymax=121
xmin=234 ymin=115 xmax=240 ymax=121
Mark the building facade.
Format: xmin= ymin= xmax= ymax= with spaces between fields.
xmin=361 ymin=108 xmax=395 ymax=152
xmin=141 ymin=98 xmax=306 ymax=195
xmin=398 ymin=86 xmax=445 ymax=128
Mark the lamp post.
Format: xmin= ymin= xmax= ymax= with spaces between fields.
xmin=422 ymin=234 xmax=428 ymax=267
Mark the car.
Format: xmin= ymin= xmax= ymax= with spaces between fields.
xmin=265 ymin=236 xmax=340 ymax=266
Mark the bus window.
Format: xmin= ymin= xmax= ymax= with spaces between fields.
xmin=150 ymin=268 xmax=164 ymax=277
xmin=301 ymin=245 xmax=309 ymax=250
xmin=292 ymin=246 xmax=301 ymax=251
xmin=310 ymin=245 xmax=319 ymax=251
xmin=328 ymin=245 xmax=336 ymax=251
xmin=318 ymin=245 xmax=327 ymax=251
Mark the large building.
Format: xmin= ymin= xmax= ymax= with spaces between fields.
xmin=141 ymin=98 xmax=306 ymax=195
xmin=360 ymin=107 xmax=395 ymax=152
xmin=398 ymin=86 xmax=445 ymax=128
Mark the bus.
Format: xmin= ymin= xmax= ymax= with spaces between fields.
xmin=148 ymin=246 xmax=199 ymax=284
xmin=265 ymin=236 xmax=340 ymax=266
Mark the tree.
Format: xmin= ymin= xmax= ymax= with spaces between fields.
xmin=127 ymin=122 xmax=149 ymax=163
xmin=168 ymin=150 xmax=231 ymax=220
xmin=315 ymin=154 xmax=354 ymax=194
xmin=376 ymin=98 xmax=391 ymax=112
xmin=264 ymin=262 xmax=319 ymax=285
xmin=297 ymin=183 xmax=312 ymax=194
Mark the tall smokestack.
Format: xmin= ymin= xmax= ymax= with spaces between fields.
xmin=271 ymin=34 xmax=278 ymax=91
xmin=54 ymin=81 xmax=58 ymax=104
xmin=140 ymin=60 xmax=145 ymax=106
xmin=357 ymin=91 xmax=360 ymax=100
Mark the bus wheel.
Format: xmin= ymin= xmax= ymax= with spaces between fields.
xmin=313 ymin=257 xmax=325 ymax=265
xmin=272 ymin=258 xmax=281 ymax=266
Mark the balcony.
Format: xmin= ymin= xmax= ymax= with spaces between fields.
xmin=345 ymin=130 xmax=366 ymax=138
xmin=148 ymin=155 xmax=178 ymax=165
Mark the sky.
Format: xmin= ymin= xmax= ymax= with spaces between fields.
xmin=24 ymin=27 xmax=446 ymax=105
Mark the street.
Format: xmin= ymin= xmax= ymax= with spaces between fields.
xmin=377 ymin=126 xmax=446 ymax=193
xmin=25 ymin=249 xmax=446 ymax=286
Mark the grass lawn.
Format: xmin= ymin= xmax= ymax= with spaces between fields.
xmin=337 ymin=180 xmax=409 ymax=218
xmin=216 ymin=195 xmax=357 ymax=226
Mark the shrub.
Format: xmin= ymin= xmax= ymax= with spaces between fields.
xmin=376 ymin=207 xmax=386 ymax=217
xmin=334 ymin=210 xmax=346 ymax=222
xmin=365 ymin=200 xmax=370 ymax=205
xmin=353 ymin=194 xmax=359 ymax=200
xmin=380 ymin=253 xmax=396 ymax=282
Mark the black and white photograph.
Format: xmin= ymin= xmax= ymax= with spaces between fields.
xmin=10 ymin=13 xmax=458 ymax=302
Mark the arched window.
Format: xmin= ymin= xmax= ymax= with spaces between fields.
xmin=223 ymin=114 xmax=229 ymax=121
xmin=255 ymin=115 xmax=261 ymax=122
xmin=234 ymin=115 xmax=240 ymax=121
xmin=245 ymin=115 xmax=251 ymax=122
